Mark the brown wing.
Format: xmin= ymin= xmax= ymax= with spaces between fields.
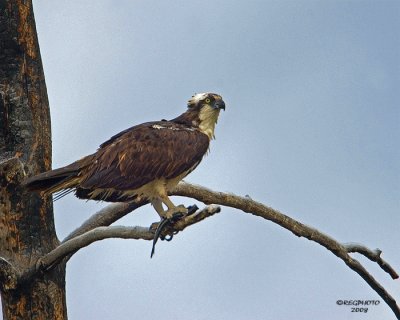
xmin=79 ymin=121 xmax=209 ymax=190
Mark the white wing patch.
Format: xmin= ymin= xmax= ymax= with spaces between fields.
xmin=152 ymin=124 xmax=166 ymax=130
xmin=151 ymin=124 xmax=196 ymax=132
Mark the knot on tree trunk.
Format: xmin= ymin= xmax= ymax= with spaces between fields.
xmin=0 ymin=257 xmax=18 ymax=291
xmin=0 ymin=156 xmax=26 ymax=187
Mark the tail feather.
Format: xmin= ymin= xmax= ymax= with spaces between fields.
xmin=23 ymin=164 xmax=80 ymax=195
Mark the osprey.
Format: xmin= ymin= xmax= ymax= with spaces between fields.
xmin=24 ymin=93 xmax=225 ymax=220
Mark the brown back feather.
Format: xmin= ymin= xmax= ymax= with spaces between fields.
xmin=79 ymin=120 xmax=209 ymax=190
xmin=24 ymin=115 xmax=210 ymax=202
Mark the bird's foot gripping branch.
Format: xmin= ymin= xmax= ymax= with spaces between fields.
xmin=150 ymin=204 xmax=199 ymax=257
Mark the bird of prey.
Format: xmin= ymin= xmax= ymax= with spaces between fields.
xmin=24 ymin=92 xmax=225 ymax=221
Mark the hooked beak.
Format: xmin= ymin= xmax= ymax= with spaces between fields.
xmin=213 ymin=100 xmax=226 ymax=111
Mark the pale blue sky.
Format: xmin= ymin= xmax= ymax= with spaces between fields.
xmin=14 ymin=1 xmax=400 ymax=319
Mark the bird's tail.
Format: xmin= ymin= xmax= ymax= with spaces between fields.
xmin=23 ymin=162 xmax=81 ymax=196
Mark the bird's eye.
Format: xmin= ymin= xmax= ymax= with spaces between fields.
xmin=205 ymin=98 xmax=211 ymax=103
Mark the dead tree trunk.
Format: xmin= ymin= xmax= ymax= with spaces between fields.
xmin=0 ymin=1 xmax=67 ymax=319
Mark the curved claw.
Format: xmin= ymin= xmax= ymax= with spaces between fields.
xmin=162 ymin=232 xmax=177 ymax=242
xmin=187 ymin=204 xmax=199 ymax=215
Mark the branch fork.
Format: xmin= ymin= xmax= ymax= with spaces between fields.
xmin=2 ymin=180 xmax=398 ymax=318
xmin=33 ymin=204 xmax=221 ymax=272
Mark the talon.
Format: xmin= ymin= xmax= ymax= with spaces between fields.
xmin=187 ymin=204 xmax=198 ymax=215
xmin=161 ymin=233 xmax=174 ymax=241
xmin=176 ymin=204 xmax=188 ymax=212
xmin=164 ymin=205 xmax=188 ymax=219
xmin=170 ymin=211 xmax=184 ymax=222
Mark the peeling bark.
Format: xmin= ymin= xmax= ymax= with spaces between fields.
xmin=0 ymin=1 xmax=67 ymax=319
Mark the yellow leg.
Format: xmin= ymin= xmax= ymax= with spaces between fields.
xmin=150 ymin=193 xmax=188 ymax=219
xmin=151 ymin=198 xmax=166 ymax=217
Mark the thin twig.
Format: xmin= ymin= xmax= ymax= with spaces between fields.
xmin=343 ymin=243 xmax=398 ymax=280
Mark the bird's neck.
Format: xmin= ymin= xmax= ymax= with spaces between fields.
xmin=171 ymin=106 xmax=220 ymax=140
xmin=197 ymin=105 xmax=220 ymax=140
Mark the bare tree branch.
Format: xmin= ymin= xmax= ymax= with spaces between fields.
xmin=37 ymin=205 xmax=221 ymax=272
xmin=343 ymin=243 xmax=399 ymax=280
xmin=171 ymin=182 xmax=400 ymax=318
xmin=63 ymin=200 xmax=148 ymax=242
xmin=44 ymin=181 xmax=399 ymax=317
xmin=40 ymin=226 xmax=152 ymax=270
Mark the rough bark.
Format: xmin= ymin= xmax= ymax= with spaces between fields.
xmin=0 ymin=1 xmax=67 ymax=319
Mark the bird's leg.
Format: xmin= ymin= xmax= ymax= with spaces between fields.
xmin=151 ymin=198 xmax=167 ymax=218
xmin=149 ymin=197 xmax=176 ymax=258
xmin=160 ymin=195 xmax=188 ymax=219
xmin=150 ymin=196 xmax=198 ymax=258
xmin=150 ymin=196 xmax=185 ymax=220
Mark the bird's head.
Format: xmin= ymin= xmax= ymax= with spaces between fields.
xmin=186 ymin=92 xmax=225 ymax=139
xmin=187 ymin=92 xmax=226 ymax=111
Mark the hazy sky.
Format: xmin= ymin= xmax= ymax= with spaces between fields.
xmin=10 ymin=1 xmax=400 ymax=319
